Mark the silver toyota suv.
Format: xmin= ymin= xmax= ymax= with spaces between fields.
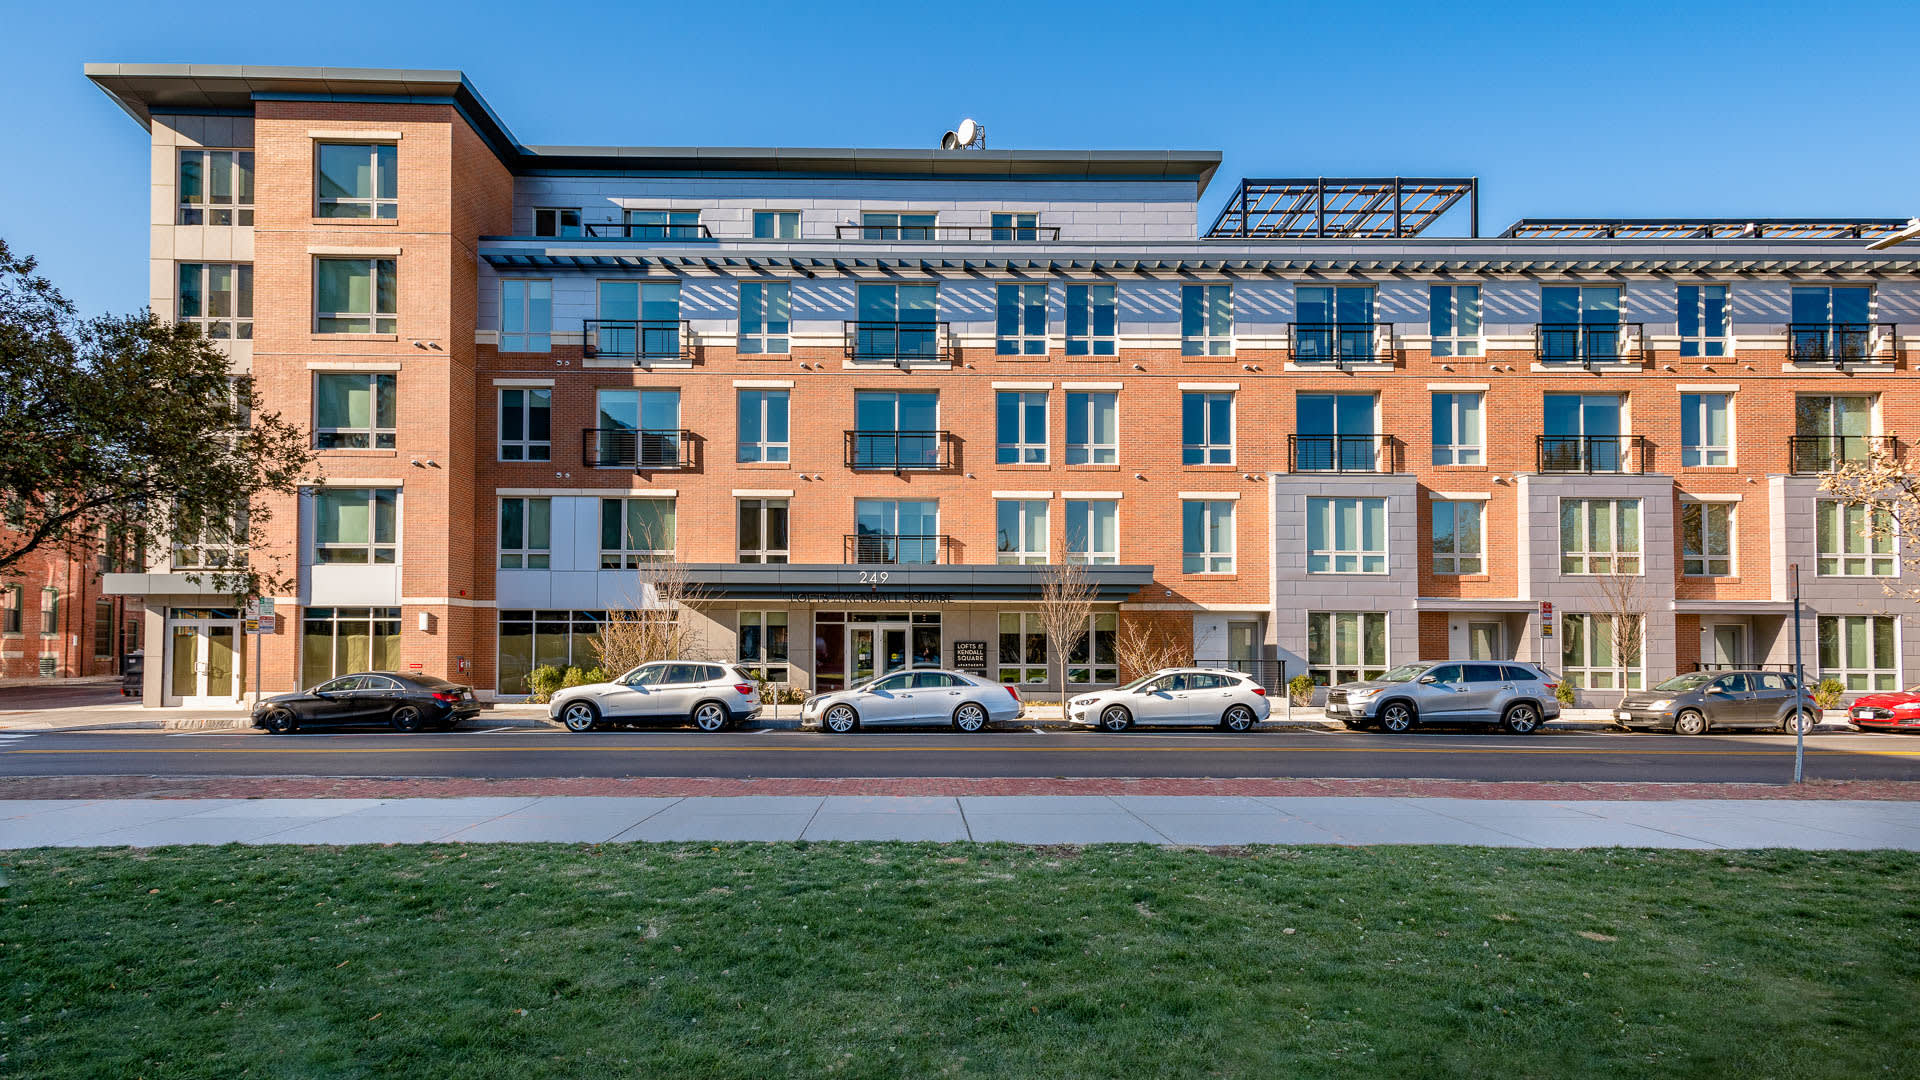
xmin=1324 ymin=661 xmax=1562 ymax=734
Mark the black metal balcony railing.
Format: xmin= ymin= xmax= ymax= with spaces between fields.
xmin=1288 ymin=434 xmax=1401 ymax=473
xmin=844 ymin=430 xmax=955 ymax=472
xmin=583 ymin=319 xmax=694 ymax=362
xmin=1535 ymin=323 xmax=1646 ymax=366
xmin=843 ymin=320 xmax=952 ymax=363
xmin=583 ymin=222 xmax=714 ymax=239
xmin=834 ymin=224 xmax=1062 ymax=241
xmin=1536 ymin=434 xmax=1649 ymax=474
xmin=1788 ymin=434 xmax=1899 ymax=475
xmin=582 ymin=428 xmax=697 ymax=470
xmin=1786 ymin=323 xmax=1891 ymax=365
xmin=1289 ymin=322 xmax=1393 ymax=365
xmin=843 ymin=534 xmax=955 ymax=565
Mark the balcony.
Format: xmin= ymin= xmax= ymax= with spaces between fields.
xmin=582 ymin=428 xmax=697 ymax=470
xmin=1289 ymin=323 xmax=1393 ymax=365
xmin=1536 ymin=435 xmax=1649 ymax=474
xmin=583 ymin=319 xmax=694 ymax=362
xmin=833 ymin=224 xmax=1061 ymax=241
xmin=844 ymin=430 xmax=955 ymax=472
xmin=844 ymin=320 xmax=952 ymax=364
xmin=843 ymin=534 xmax=955 ymax=565
xmin=582 ymin=222 xmax=713 ymax=239
xmin=1788 ymin=434 xmax=1899 ymax=475
xmin=1287 ymin=434 xmax=1402 ymax=473
xmin=1786 ymin=323 xmax=1893 ymax=366
xmin=1534 ymin=323 xmax=1646 ymax=367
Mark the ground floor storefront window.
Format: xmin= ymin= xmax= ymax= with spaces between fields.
xmin=737 ymin=610 xmax=791 ymax=684
xmin=1560 ymin=612 xmax=1642 ymax=690
xmin=300 ymin=607 xmax=400 ymax=685
xmin=497 ymin=610 xmax=605 ymax=694
xmin=1308 ymin=611 xmax=1387 ymax=686
xmin=1818 ymin=614 xmax=1897 ymax=691
xmin=814 ymin=610 xmax=941 ymax=694
xmin=999 ymin=612 xmax=1048 ymax=685
xmin=1066 ymin=612 xmax=1118 ymax=684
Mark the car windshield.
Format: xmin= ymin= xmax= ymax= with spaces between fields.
xmin=1114 ymin=672 xmax=1168 ymax=692
xmin=1375 ymin=664 xmax=1430 ymax=683
xmin=1653 ymin=673 xmax=1715 ymax=692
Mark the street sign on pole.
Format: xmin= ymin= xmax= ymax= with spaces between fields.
xmin=1790 ymin=563 xmax=1805 ymax=784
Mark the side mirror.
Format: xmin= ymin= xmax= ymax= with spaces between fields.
xmin=1417 ymin=675 xmax=1437 ymax=684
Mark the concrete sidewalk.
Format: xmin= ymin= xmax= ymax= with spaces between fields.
xmin=5 ymin=795 xmax=1917 ymax=849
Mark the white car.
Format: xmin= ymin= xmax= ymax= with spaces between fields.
xmin=550 ymin=661 xmax=761 ymax=733
xmin=1068 ymin=667 xmax=1272 ymax=731
xmin=802 ymin=669 xmax=1024 ymax=733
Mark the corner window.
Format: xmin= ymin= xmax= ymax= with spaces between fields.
xmin=314 ymin=372 xmax=396 ymax=450
xmin=1182 ymin=500 xmax=1235 ymax=574
xmin=313 ymin=488 xmax=398 ymax=564
xmin=1064 ymin=284 xmax=1117 ymax=356
xmin=998 ymin=612 xmax=1048 ymax=685
xmin=499 ymin=498 xmax=551 ymax=569
xmin=1181 ymin=284 xmax=1232 ymax=356
xmin=1065 ymin=391 xmax=1117 ymax=464
xmin=752 ymin=211 xmax=800 ymax=239
xmin=1431 ymin=392 xmax=1483 ymax=466
xmin=738 ymin=611 xmax=791 ymax=682
xmin=316 ymin=258 xmax=396 ymax=334
xmin=1817 ymin=500 xmax=1895 ymax=576
xmin=1307 ymin=497 xmax=1387 ymax=574
xmin=1680 ymin=501 xmax=1732 ymax=577
xmin=316 ymin=143 xmax=397 ymax=219
xmin=996 ymin=283 xmax=1048 ymax=355
xmin=738 ymin=499 xmax=790 ymax=564
xmin=499 ymin=387 xmax=551 ymax=462
xmin=1819 ymin=614 xmax=1897 ymax=691
xmin=996 ymin=391 xmax=1048 ymax=464
xmin=1678 ymin=285 xmax=1729 ymax=357
xmin=533 ymin=208 xmax=582 ymax=237
xmin=1681 ymin=393 xmax=1731 ymax=467
xmin=178 ymin=149 xmax=254 ymax=225
xmin=737 ymin=389 xmax=790 ymax=462
xmin=739 ymin=281 xmax=791 ymax=355
xmin=1559 ymin=498 xmax=1641 ymax=575
xmin=177 ymin=263 xmax=253 ymax=340
xmin=1432 ymin=500 xmax=1484 ymax=575
xmin=1065 ymin=499 xmax=1118 ymax=564
xmin=1429 ymin=284 xmax=1480 ymax=357
xmin=600 ymin=498 xmax=676 ymax=568
xmin=1181 ymin=392 xmax=1234 ymax=465
xmin=1308 ymin=612 xmax=1387 ymax=686
xmin=500 ymin=280 xmax=552 ymax=353
xmin=996 ymin=500 xmax=1049 ymax=565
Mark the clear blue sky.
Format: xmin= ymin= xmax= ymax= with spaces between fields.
xmin=6 ymin=0 xmax=1918 ymax=316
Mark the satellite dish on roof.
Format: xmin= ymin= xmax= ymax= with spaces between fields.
xmin=956 ymin=118 xmax=979 ymax=146
xmin=940 ymin=129 xmax=960 ymax=150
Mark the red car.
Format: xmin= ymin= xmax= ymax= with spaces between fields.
xmin=1848 ymin=687 xmax=1920 ymax=732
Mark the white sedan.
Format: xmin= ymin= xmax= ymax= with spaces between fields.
xmin=1067 ymin=668 xmax=1272 ymax=732
xmin=802 ymin=669 xmax=1024 ymax=733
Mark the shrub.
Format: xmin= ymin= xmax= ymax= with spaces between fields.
xmin=579 ymin=667 xmax=608 ymax=686
xmin=1813 ymin=678 xmax=1847 ymax=711
xmin=559 ymin=666 xmax=588 ymax=690
xmin=525 ymin=664 xmax=564 ymax=703
xmin=1288 ymin=674 xmax=1316 ymax=707
xmin=1554 ymin=681 xmax=1577 ymax=707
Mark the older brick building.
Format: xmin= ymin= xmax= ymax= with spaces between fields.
xmin=88 ymin=63 xmax=1920 ymax=706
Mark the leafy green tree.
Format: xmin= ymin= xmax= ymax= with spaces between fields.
xmin=0 ymin=238 xmax=313 ymax=597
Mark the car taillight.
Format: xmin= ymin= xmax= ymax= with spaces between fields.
xmin=1251 ymin=686 xmax=1267 ymax=696
xmin=733 ymin=684 xmax=755 ymax=695
xmin=1005 ymin=685 xmax=1020 ymax=702
xmin=1543 ymin=683 xmax=1559 ymax=693
xmin=431 ymin=692 xmax=460 ymax=703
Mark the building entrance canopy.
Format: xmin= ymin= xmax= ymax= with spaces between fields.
xmin=678 ymin=563 xmax=1154 ymax=604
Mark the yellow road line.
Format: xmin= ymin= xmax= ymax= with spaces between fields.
xmin=7 ymin=744 xmax=1918 ymax=758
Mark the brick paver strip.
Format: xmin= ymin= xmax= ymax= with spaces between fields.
xmin=1 ymin=774 xmax=1915 ymax=802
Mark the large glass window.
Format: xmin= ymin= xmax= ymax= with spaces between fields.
xmin=739 ymin=281 xmax=791 ymax=355
xmin=992 ymin=212 xmax=1040 ymax=240
xmin=737 ymin=389 xmax=790 ymax=462
xmin=1681 ymin=393 xmax=1731 ymax=467
xmin=1562 ymin=613 xmax=1642 ymax=690
xmin=1432 ymin=499 xmax=1484 ymax=575
xmin=1182 ymin=392 xmax=1234 ymax=465
xmin=1064 ymin=284 xmax=1117 ymax=355
xmin=1182 ymin=500 xmax=1234 ymax=574
xmin=177 ymin=149 xmax=254 ymax=225
xmin=996 ymin=500 xmax=1049 ymax=565
xmin=300 ymin=607 xmax=402 ymax=684
xmin=1429 ymin=284 xmax=1480 ymax=357
xmin=500 ymin=280 xmax=552 ymax=353
xmin=595 ymin=389 xmax=683 ymax=468
xmin=1816 ymin=500 xmax=1895 ymax=576
xmin=316 ymin=258 xmax=396 ymax=334
xmin=861 ymin=212 xmax=936 ymax=240
xmin=496 ymin=610 xmax=604 ymax=695
xmin=533 ymin=208 xmax=582 ymax=237
xmin=499 ymin=387 xmax=552 ymax=462
xmin=1295 ymin=285 xmax=1376 ymax=361
xmin=1066 ymin=391 xmax=1117 ymax=465
xmin=1065 ymin=499 xmax=1118 ymax=564
xmin=316 ymin=143 xmax=397 ymax=219
xmin=1559 ymin=498 xmax=1641 ymax=575
xmin=312 ymin=488 xmax=397 ymax=564
xmin=596 ymin=280 xmax=683 ymax=359
xmin=996 ymin=283 xmax=1048 ymax=355
xmin=1680 ymin=501 xmax=1732 ymax=577
xmin=854 ymin=283 xmax=939 ymax=361
xmin=738 ymin=499 xmax=790 ymax=564
xmin=1297 ymin=392 xmax=1377 ymax=472
xmin=177 ymin=263 xmax=253 ymax=340
xmin=1678 ymin=284 xmax=1729 ymax=357
xmin=314 ymin=372 xmax=396 ymax=449
xmin=852 ymin=391 xmax=940 ymax=468
xmin=1794 ymin=395 xmax=1875 ymax=471
xmin=1431 ymin=392 xmax=1483 ymax=466
xmin=996 ymin=391 xmax=1048 ymax=464
xmin=1540 ymin=285 xmax=1623 ymax=362
xmin=624 ymin=210 xmax=702 ymax=239
xmin=499 ymin=498 xmax=551 ymax=569
xmin=1308 ymin=611 xmax=1387 ymax=686
xmin=853 ymin=500 xmax=940 ymax=564
xmin=1307 ymin=497 xmax=1387 ymax=574
xmin=752 ymin=211 xmax=800 ymax=239
xmin=599 ymin=498 xmax=676 ymax=567
xmin=1819 ymin=614 xmax=1897 ymax=691
xmin=1542 ymin=393 xmax=1624 ymax=471
xmin=737 ymin=611 xmax=791 ymax=683
xmin=1181 ymin=284 xmax=1233 ymax=356
xmin=998 ymin=612 xmax=1048 ymax=685
xmin=1067 ymin=612 xmax=1118 ymax=684
xmin=1791 ymin=285 xmax=1874 ymax=362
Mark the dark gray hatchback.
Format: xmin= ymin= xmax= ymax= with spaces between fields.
xmin=1614 ymin=671 xmax=1818 ymax=735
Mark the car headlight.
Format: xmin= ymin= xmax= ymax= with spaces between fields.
xmin=1346 ymin=688 xmax=1381 ymax=700
xmin=1647 ymin=699 xmax=1673 ymax=711
xmin=1073 ymin=697 xmax=1100 ymax=707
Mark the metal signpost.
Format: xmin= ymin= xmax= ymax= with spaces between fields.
xmin=1790 ymin=564 xmax=1805 ymax=784
xmin=245 ymin=598 xmax=275 ymax=708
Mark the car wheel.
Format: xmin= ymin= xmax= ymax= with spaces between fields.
xmin=1221 ymin=704 xmax=1256 ymax=732
xmin=692 ymin=701 xmax=728 ymax=733
xmin=1781 ymin=708 xmax=1816 ymax=736
xmin=953 ymin=702 xmax=989 ymax=733
xmin=560 ymin=701 xmax=600 ymax=733
xmin=1501 ymin=703 xmax=1542 ymax=735
xmin=1098 ymin=705 xmax=1133 ymax=732
xmin=1379 ymin=701 xmax=1417 ymax=734
xmin=260 ymin=707 xmax=297 ymax=735
xmin=1673 ymin=709 xmax=1708 ymax=736
xmin=823 ymin=704 xmax=859 ymax=733
xmin=390 ymin=705 xmax=428 ymax=733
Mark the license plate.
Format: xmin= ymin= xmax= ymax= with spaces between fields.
xmin=1615 ymin=711 xmax=1633 ymax=721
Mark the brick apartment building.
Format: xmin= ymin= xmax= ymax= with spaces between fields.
xmin=86 ymin=63 xmax=1920 ymax=707
xmin=0 ymin=532 xmax=134 ymax=681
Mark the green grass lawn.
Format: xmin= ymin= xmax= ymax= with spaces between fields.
xmin=3 ymin=844 xmax=1916 ymax=1079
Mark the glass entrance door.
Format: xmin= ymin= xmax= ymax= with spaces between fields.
xmin=166 ymin=621 xmax=244 ymax=706
xmin=847 ymin=624 xmax=911 ymax=685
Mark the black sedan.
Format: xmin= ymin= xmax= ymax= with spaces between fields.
xmin=252 ymin=672 xmax=483 ymax=734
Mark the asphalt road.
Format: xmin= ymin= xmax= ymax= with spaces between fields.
xmin=2 ymin=727 xmax=1916 ymax=784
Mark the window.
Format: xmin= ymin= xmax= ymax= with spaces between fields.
xmin=500 ymin=280 xmax=552 ymax=353
xmin=998 ymin=612 xmax=1048 ymax=684
xmin=498 ymin=498 xmax=551 ymax=570
xmin=1681 ymin=393 xmax=1730 ymax=467
xmin=1432 ymin=499 xmax=1484 ymax=575
xmin=1297 ymin=393 xmax=1377 ymax=471
xmin=738 ymin=499 xmax=790 ymax=564
xmin=1182 ymin=500 xmax=1235 ymax=573
xmin=314 ymin=372 xmax=396 ymax=449
xmin=854 ymin=283 xmax=939 ymax=361
xmin=94 ymin=600 xmax=115 ymax=658
xmin=596 ymin=388 xmax=683 ymax=468
xmin=1542 ymin=393 xmax=1625 ymax=471
xmin=737 ymin=389 xmax=790 ymax=462
xmin=496 ymin=610 xmax=609 ymax=695
xmin=177 ymin=263 xmax=253 ymax=340
xmin=177 ymin=149 xmax=253 ymax=225
xmin=1065 ymin=391 xmax=1117 ymax=465
xmin=313 ymin=488 xmax=398 ymax=564
xmin=1559 ymin=498 xmax=1641 ymax=575
xmin=39 ymin=589 xmax=57 ymax=635
xmin=1819 ymin=614 xmax=1898 ymax=691
xmin=172 ymin=510 xmax=246 ymax=570
xmin=1307 ymin=497 xmax=1387 ymax=574
xmin=996 ymin=283 xmax=1048 ymax=355
xmin=624 ymin=210 xmax=702 ymax=239
xmin=1295 ymin=285 xmax=1377 ymax=362
xmin=596 ymin=280 xmax=683 ymax=360
xmin=1680 ymin=501 xmax=1732 ymax=577
xmin=996 ymin=500 xmax=1049 ymax=565
xmin=316 ymin=258 xmax=396 ymax=334
xmin=1678 ymin=284 xmax=1729 ymax=357
xmin=301 ymin=607 xmax=402 ymax=684
xmin=1182 ymin=392 xmax=1234 ymax=465
xmin=1424 ymin=392 xmax=1483 ymax=466
xmin=499 ymin=387 xmax=552 ymax=462
xmin=599 ymin=498 xmax=676 ymax=568
xmin=991 ymin=212 xmax=1039 ymax=240
xmin=1 ymin=586 xmax=19 ymax=634
xmin=996 ymin=391 xmax=1048 ymax=463
xmin=853 ymin=500 xmax=939 ymax=564
xmin=739 ymin=281 xmax=791 ymax=355
xmin=852 ymin=391 xmax=940 ymax=468
xmin=1308 ymin=612 xmax=1387 ymax=686
xmin=1065 ymin=499 xmax=1118 ymax=564
xmin=315 ymin=143 xmax=397 ymax=219
xmin=1540 ymin=285 xmax=1623 ymax=362
xmin=1064 ymin=284 xmax=1117 ymax=356
xmin=1067 ymin=612 xmax=1118 ymax=684
xmin=1790 ymin=286 xmax=1874 ymax=361
xmin=1817 ymin=500 xmax=1895 ymax=576
xmin=737 ymin=611 xmax=791 ymax=682
xmin=533 ymin=208 xmax=582 ymax=237
xmin=1181 ymin=284 xmax=1232 ymax=356
xmin=861 ymin=212 xmax=936 ymax=240
xmin=1794 ymin=395 xmax=1875 ymax=471
xmin=1562 ymin=613 xmax=1643 ymax=690
xmin=752 ymin=211 xmax=800 ymax=239
xmin=1429 ymin=284 xmax=1480 ymax=357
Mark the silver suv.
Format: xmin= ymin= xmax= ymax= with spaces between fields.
xmin=1324 ymin=661 xmax=1562 ymax=734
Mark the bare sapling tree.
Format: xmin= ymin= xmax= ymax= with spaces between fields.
xmin=1821 ymin=444 xmax=1920 ymax=600
xmin=1037 ymin=554 xmax=1097 ymax=717
xmin=593 ymin=527 xmax=709 ymax=675
xmin=1114 ymin=615 xmax=1191 ymax=683
xmin=1588 ymin=562 xmax=1646 ymax=708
